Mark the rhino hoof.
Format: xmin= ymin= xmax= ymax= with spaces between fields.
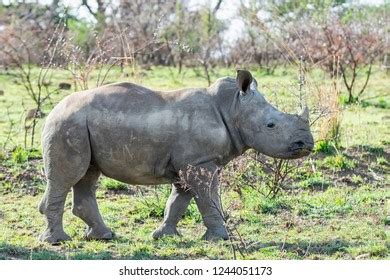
xmin=152 ymin=224 xmax=180 ymax=239
xmin=202 ymin=228 xmax=229 ymax=241
xmin=85 ymin=227 xmax=114 ymax=241
xmin=39 ymin=229 xmax=71 ymax=245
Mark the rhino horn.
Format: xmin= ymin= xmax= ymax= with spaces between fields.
xmin=299 ymin=106 xmax=309 ymax=121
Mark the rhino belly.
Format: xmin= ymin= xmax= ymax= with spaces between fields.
xmin=87 ymin=116 xmax=177 ymax=185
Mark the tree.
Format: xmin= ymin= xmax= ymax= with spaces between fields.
xmin=162 ymin=1 xmax=192 ymax=73
xmin=114 ymin=0 xmax=176 ymax=66
xmin=300 ymin=7 xmax=385 ymax=103
xmin=0 ymin=20 xmax=65 ymax=148
xmin=234 ymin=0 xmax=281 ymax=73
xmin=194 ymin=0 xmax=225 ymax=85
xmin=81 ymin=0 xmax=107 ymax=31
xmin=241 ymin=1 xmax=385 ymax=102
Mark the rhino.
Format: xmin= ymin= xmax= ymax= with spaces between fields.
xmin=38 ymin=70 xmax=314 ymax=244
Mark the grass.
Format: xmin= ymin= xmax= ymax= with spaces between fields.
xmin=0 ymin=180 xmax=388 ymax=260
xmin=313 ymin=140 xmax=337 ymax=155
xmin=0 ymin=65 xmax=389 ymax=259
xmin=322 ymin=154 xmax=357 ymax=170
xmin=100 ymin=178 xmax=128 ymax=191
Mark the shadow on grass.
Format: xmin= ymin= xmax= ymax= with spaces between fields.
xmin=119 ymin=238 xmax=364 ymax=259
xmin=0 ymin=242 xmax=64 ymax=260
xmin=114 ymin=235 xmax=201 ymax=260
xmin=244 ymin=238 xmax=358 ymax=258
xmin=0 ymin=237 xmax=374 ymax=260
xmin=0 ymin=242 xmax=117 ymax=260
xmin=0 ymin=234 xmax=202 ymax=260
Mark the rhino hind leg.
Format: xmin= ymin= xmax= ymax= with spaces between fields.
xmin=38 ymin=152 xmax=91 ymax=244
xmin=152 ymin=183 xmax=193 ymax=239
xmin=39 ymin=119 xmax=93 ymax=244
xmin=39 ymin=155 xmax=89 ymax=244
xmin=72 ymin=165 xmax=113 ymax=241
xmin=38 ymin=181 xmax=73 ymax=244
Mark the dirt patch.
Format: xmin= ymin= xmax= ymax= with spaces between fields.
xmin=0 ymin=158 xmax=45 ymax=196
xmin=331 ymin=145 xmax=389 ymax=187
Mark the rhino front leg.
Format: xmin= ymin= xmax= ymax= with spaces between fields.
xmin=152 ymin=183 xmax=193 ymax=239
xmin=72 ymin=165 xmax=113 ymax=240
xmin=187 ymin=163 xmax=229 ymax=241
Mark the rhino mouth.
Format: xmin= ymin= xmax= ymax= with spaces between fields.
xmin=285 ymin=140 xmax=314 ymax=159
xmin=290 ymin=147 xmax=312 ymax=156
xmin=272 ymin=147 xmax=312 ymax=159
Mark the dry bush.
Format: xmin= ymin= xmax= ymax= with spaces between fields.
xmin=178 ymin=164 xmax=246 ymax=259
xmin=0 ymin=21 xmax=65 ymax=148
xmin=304 ymin=13 xmax=384 ymax=103
xmin=60 ymin=20 xmax=173 ymax=91
xmin=312 ymin=80 xmax=342 ymax=143
xmin=61 ymin=30 xmax=119 ymax=91
xmin=233 ymin=2 xmax=385 ymax=103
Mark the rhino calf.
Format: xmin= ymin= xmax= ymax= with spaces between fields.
xmin=38 ymin=70 xmax=314 ymax=244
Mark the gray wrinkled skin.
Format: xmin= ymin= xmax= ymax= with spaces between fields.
xmin=38 ymin=70 xmax=314 ymax=244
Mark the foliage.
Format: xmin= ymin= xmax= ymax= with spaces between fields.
xmin=11 ymin=146 xmax=28 ymax=164
xmin=66 ymin=18 xmax=92 ymax=54
xmin=133 ymin=188 xmax=169 ymax=220
xmin=322 ymin=154 xmax=356 ymax=170
xmin=0 ymin=1 xmax=386 ymax=92
xmin=0 ymin=20 xmax=65 ymax=148
xmin=236 ymin=1 xmax=385 ymax=103
xmin=376 ymin=156 xmax=388 ymax=166
xmin=314 ymin=140 xmax=337 ymax=155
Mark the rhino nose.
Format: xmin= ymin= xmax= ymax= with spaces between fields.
xmin=294 ymin=141 xmax=305 ymax=148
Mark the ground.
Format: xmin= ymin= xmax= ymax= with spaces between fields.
xmin=0 ymin=66 xmax=389 ymax=259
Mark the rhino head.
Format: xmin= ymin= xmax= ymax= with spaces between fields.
xmin=235 ymin=70 xmax=314 ymax=159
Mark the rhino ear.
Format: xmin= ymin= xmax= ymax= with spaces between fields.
xmin=236 ymin=69 xmax=253 ymax=96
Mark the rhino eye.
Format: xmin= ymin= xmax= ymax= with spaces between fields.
xmin=267 ymin=123 xmax=275 ymax=128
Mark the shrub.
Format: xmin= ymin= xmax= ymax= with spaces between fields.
xmin=376 ymin=157 xmax=388 ymax=166
xmin=377 ymin=99 xmax=388 ymax=109
xmin=0 ymin=181 xmax=13 ymax=193
xmin=323 ymin=154 xmax=356 ymax=170
xmin=133 ymin=188 xmax=169 ymax=219
xmin=0 ymin=151 xmax=6 ymax=161
xmin=314 ymin=140 xmax=337 ymax=155
xmin=11 ymin=146 xmax=28 ymax=164
xmin=361 ymin=99 xmax=389 ymax=109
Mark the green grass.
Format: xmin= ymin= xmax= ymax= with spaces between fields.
xmin=100 ymin=178 xmax=128 ymax=191
xmin=0 ymin=181 xmax=387 ymax=260
xmin=11 ymin=146 xmax=28 ymax=164
xmin=0 ymin=65 xmax=389 ymax=259
xmin=322 ymin=154 xmax=357 ymax=170
xmin=314 ymin=140 xmax=337 ymax=155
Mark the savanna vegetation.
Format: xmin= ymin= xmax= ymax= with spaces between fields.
xmin=0 ymin=0 xmax=389 ymax=260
